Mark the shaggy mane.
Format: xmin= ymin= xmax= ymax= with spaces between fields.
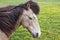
xmin=0 ymin=1 xmax=40 ymax=37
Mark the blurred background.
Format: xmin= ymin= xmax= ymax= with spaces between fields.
xmin=0 ymin=0 xmax=60 ymax=40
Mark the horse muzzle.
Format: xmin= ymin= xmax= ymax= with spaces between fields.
xmin=32 ymin=32 xmax=41 ymax=38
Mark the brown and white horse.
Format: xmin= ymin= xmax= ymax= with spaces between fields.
xmin=0 ymin=0 xmax=41 ymax=40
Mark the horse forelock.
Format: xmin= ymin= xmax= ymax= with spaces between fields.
xmin=25 ymin=1 xmax=40 ymax=15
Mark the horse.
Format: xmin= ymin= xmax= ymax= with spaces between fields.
xmin=0 ymin=0 xmax=41 ymax=40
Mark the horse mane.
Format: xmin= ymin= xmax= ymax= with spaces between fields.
xmin=0 ymin=1 xmax=40 ymax=37
xmin=0 ymin=1 xmax=40 ymax=14
xmin=0 ymin=6 xmax=15 ymax=12
xmin=0 ymin=4 xmax=24 ymax=37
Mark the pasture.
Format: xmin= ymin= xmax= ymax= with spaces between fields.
xmin=0 ymin=0 xmax=60 ymax=40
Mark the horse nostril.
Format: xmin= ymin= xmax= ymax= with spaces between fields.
xmin=36 ymin=33 xmax=38 ymax=37
xmin=32 ymin=33 xmax=39 ymax=38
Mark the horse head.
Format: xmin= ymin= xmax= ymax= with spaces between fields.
xmin=20 ymin=1 xmax=41 ymax=38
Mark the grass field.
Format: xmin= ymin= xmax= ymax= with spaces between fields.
xmin=0 ymin=0 xmax=60 ymax=40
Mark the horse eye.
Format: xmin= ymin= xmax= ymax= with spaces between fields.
xmin=29 ymin=17 xmax=32 ymax=20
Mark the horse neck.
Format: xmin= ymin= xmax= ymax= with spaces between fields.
xmin=0 ymin=29 xmax=9 ymax=40
xmin=7 ymin=7 xmax=23 ymax=37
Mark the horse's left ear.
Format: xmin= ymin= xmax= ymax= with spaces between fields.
xmin=26 ymin=3 xmax=30 ymax=9
xmin=24 ymin=3 xmax=30 ymax=10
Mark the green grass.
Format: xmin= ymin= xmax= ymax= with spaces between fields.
xmin=36 ymin=0 xmax=60 ymax=2
xmin=38 ymin=2 xmax=60 ymax=40
xmin=0 ymin=0 xmax=60 ymax=40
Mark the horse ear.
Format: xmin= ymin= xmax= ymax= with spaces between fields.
xmin=27 ymin=3 xmax=30 ymax=8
